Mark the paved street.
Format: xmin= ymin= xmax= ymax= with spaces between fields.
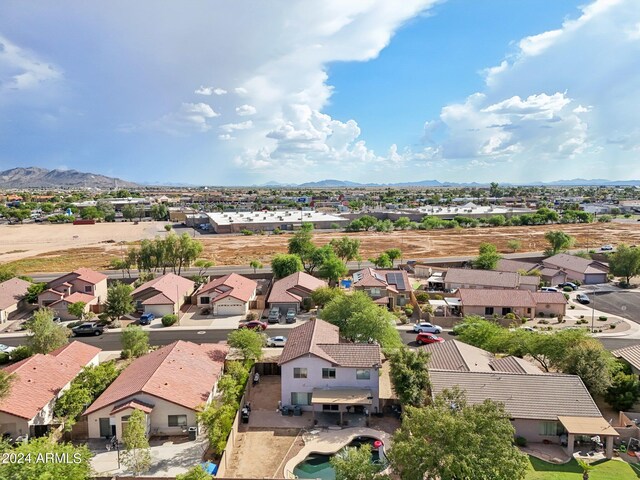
xmin=587 ymin=290 xmax=640 ymax=323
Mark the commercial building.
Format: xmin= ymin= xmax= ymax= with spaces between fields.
xmin=205 ymin=210 xmax=349 ymax=233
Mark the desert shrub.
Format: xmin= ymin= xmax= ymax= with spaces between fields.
xmin=538 ymin=319 xmax=550 ymax=325
xmin=598 ymin=316 xmax=608 ymax=322
xmin=563 ymin=286 xmax=573 ymax=292
xmin=245 ymin=312 xmax=257 ymax=321
xmin=610 ymin=324 xmax=616 ymax=329
xmin=10 ymin=346 xmax=32 ymax=362
xmin=404 ymin=306 xmax=414 ymax=316
xmin=504 ymin=313 xmax=516 ymax=320
xmin=161 ymin=314 xmax=178 ymax=327
xmin=0 ymin=353 xmax=10 ymax=364
xmin=570 ymin=305 xmax=576 ymax=309
xmin=415 ymin=292 xmax=430 ymax=303
xmin=514 ymin=436 xmax=527 ymax=447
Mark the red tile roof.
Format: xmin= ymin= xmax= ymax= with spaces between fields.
xmin=84 ymin=341 xmax=228 ymax=416
xmin=132 ymin=273 xmax=195 ymax=305
xmin=267 ymin=272 xmax=326 ymax=304
xmin=530 ymin=292 xmax=568 ymax=305
xmin=0 ymin=341 xmax=101 ymax=420
xmin=445 ymin=268 xmax=520 ymax=288
xmin=0 ymin=278 xmax=30 ymax=310
xmin=458 ymin=288 xmax=536 ymax=307
xmin=52 ymin=292 xmax=95 ymax=305
xmin=110 ymin=399 xmax=155 ymax=415
xmin=198 ymin=273 xmax=257 ymax=303
xmin=73 ymin=268 xmax=108 ymax=285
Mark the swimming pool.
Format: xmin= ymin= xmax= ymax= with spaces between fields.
xmin=292 ymin=436 xmax=384 ymax=480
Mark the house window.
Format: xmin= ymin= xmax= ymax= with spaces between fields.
xmin=356 ymin=369 xmax=371 ymax=380
xmin=322 ymin=404 xmax=339 ymax=412
xmin=121 ymin=415 xmax=131 ymax=422
xmin=291 ymin=392 xmax=312 ymax=406
xmin=293 ymin=368 xmax=307 ymax=379
xmin=322 ymin=368 xmax=336 ymax=379
xmin=370 ymin=288 xmax=381 ymax=296
xmin=200 ymin=297 xmax=210 ymax=305
xmin=484 ymin=307 xmax=494 ymax=315
xmin=168 ymin=415 xmax=188 ymax=427
xmin=501 ymin=307 xmax=512 ymax=315
xmin=84 ymin=285 xmax=93 ymax=293
xmin=539 ymin=421 xmax=560 ymax=436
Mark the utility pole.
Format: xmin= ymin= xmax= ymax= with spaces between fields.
xmin=591 ymin=285 xmax=597 ymax=333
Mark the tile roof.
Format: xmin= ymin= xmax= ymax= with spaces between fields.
xmin=0 ymin=278 xmax=30 ymax=310
xmin=73 ymin=268 xmax=108 ymax=285
xmin=520 ymin=275 xmax=541 ymax=286
xmin=352 ymin=269 xmax=411 ymax=292
xmin=543 ymin=253 xmax=608 ymax=275
xmin=421 ymin=340 xmax=495 ymax=372
xmin=141 ymin=293 xmax=174 ymax=305
xmin=457 ymin=288 xmax=536 ymax=307
xmin=52 ymin=292 xmax=95 ymax=305
xmin=110 ymin=399 xmax=155 ymax=415
xmin=267 ymin=272 xmax=327 ymax=304
xmin=198 ymin=273 xmax=257 ymax=303
xmin=530 ymin=292 xmax=568 ymax=305
xmin=612 ymin=344 xmax=640 ymax=372
xmin=429 ymin=370 xmax=603 ymax=420
xmin=84 ymin=341 xmax=228 ymax=416
xmin=318 ymin=344 xmax=381 ymax=368
xmin=132 ymin=273 xmax=195 ymax=305
xmin=488 ymin=356 xmax=532 ymax=374
xmin=445 ymin=268 xmax=520 ymax=289
xmin=495 ymin=259 xmax=538 ymax=274
xmin=0 ymin=341 xmax=101 ymax=420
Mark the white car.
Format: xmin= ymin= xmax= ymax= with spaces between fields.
xmin=600 ymin=245 xmax=614 ymax=251
xmin=266 ymin=336 xmax=287 ymax=348
xmin=412 ymin=322 xmax=443 ymax=334
xmin=0 ymin=344 xmax=16 ymax=354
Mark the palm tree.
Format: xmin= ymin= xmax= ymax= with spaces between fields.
xmin=577 ymin=459 xmax=594 ymax=480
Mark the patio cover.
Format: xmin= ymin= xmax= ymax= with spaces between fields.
xmin=428 ymin=300 xmax=448 ymax=307
xmin=445 ymin=298 xmax=461 ymax=306
xmin=311 ymin=388 xmax=373 ymax=405
xmin=557 ymin=416 xmax=618 ymax=436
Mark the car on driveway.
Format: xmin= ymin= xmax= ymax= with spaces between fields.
xmin=557 ymin=282 xmax=578 ymax=291
xmin=285 ymin=308 xmax=297 ymax=324
xmin=0 ymin=344 xmax=16 ymax=354
xmin=412 ymin=322 xmax=443 ymax=334
xmin=266 ymin=336 xmax=287 ymax=347
xmin=72 ymin=322 xmax=105 ymax=336
xmin=139 ymin=313 xmax=155 ymax=325
xmin=600 ymin=244 xmax=614 ymax=251
xmin=540 ymin=287 xmax=560 ymax=293
xmin=576 ymin=293 xmax=591 ymax=304
xmin=239 ymin=320 xmax=268 ymax=331
xmin=267 ymin=307 xmax=281 ymax=324
xmin=416 ymin=333 xmax=444 ymax=345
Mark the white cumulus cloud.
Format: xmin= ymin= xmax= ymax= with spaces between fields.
xmin=235 ymin=104 xmax=256 ymax=116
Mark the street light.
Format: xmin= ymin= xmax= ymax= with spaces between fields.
xmin=591 ymin=285 xmax=597 ymax=333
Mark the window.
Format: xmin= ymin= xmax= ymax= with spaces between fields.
xmin=322 ymin=368 xmax=336 ymax=379
xmin=484 ymin=307 xmax=494 ymax=315
xmin=200 ymin=296 xmax=210 ymax=305
xmin=501 ymin=307 xmax=512 ymax=315
xmin=293 ymin=368 xmax=307 ymax=379
xmin=291 ymin=392 xmax=312 ymax=405
xmin=121 ymin=415 xmax=131 ymax=422
xmin=539 ymin=421 xmax=560 ymax=436
xmin=370 ymin=288 xmax=381 ymax=296
xmin=168 ymin=415 xmax=188 ymax=427
xmin=356 ymin=369 xmax=371 ymax=380
xmin=322 ymin=404 xmax=339 ymax=412
xmin=84 ymin=285 xmax=93 ymax=293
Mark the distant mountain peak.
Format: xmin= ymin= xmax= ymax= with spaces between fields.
xmin=0 ymin=167 xmax=138 ymax=189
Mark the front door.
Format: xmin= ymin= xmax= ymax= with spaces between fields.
xmin=99 ymin=418 xmax=111 ymax=438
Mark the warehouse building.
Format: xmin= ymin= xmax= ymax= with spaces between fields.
xmin=205 ymin=210 xmax=349 ymax=233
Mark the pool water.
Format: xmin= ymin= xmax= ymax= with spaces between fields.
xmin=293 ymin=436 xmax=383 ymax=480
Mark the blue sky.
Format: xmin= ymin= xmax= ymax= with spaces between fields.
xmin=1 ymin=0 xmax=639 ymax=185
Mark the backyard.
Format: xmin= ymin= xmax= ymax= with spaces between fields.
xmin=526 ymin=456 xmax=640 ymax=479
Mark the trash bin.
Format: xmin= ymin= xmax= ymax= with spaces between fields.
xmin=293 ymin=405 xmax=302 ymax=416
xmin=188 ymin=427 xmax=197 ymax=441
xmin=281 ymin=405 xmax=290 ymax=416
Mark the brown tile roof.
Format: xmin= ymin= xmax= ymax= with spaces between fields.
xmin=612 ymin=344 xmax=640 ymax=372
xmin=520 ymin=275 xmax=541 ymax=286
xmin=141 ymin=293 xmax=174 ymax=305
xmin=0 ymin=278 xmax=30 ymax=310
xmin=83 ymin=341 xmax=228 ymax=415
xmin=0 ymin=341 xmax=101 ymax=420
xmin=429 ymin=370 xmax=603 ymax=420
xmin=110 ymin=399 xmax=155 ymax=415
xmin=132 ymin=273 xmax=195 ymax=304
xmin=531 ymin=292 xmax=568 ymax=305
xmin=73 ymin=268 xmax=108 ymax=285
xmin=198 ymin=273 xmax=257 ymax=303
xmin=267 ymin=272 xmax=326 ymax=304
xmin=52 ymin=292 xmax=95 ymax=305
xmin=352 ymin=268 xmax=411 ymax=292
xmin=488 ymin=356 xmax=530 ymax=374
xmin=318 ymin=344 xmax=381 ymax=368
xmin=458 ymin=288 xmax=536 ymax=307
xmin=495 ymin=259 xmax=538 ymax=273
xmin=445 ymin=268 xmax=520 ymax=289
xmin=543 ymin=253 xmax=608 ymax=275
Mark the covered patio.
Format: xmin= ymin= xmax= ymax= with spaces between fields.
xmin=428 ymin=298 xmax=461 ymax=317
xmin=558 ymin=416 xmax=619 ymax=459
xmin=311 ymin=388 xmax=373 ymax=427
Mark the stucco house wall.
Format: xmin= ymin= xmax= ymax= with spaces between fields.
xmin=462 ymin=305 xmax=534 ymax=318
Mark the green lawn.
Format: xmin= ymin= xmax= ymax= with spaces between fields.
xmin=526 ymin=456 xmax=640 ymax=480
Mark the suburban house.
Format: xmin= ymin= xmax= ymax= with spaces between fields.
xmin=455 ymin=288 xmax=567 ymax=318
xmin=542 ymin=253 xmax=609 ymax=285
xmin=612 ymin=345 xmax=640 ymax=376
xmin=132 ymin=273 xmax=195 ymax=317
xmin=0 ymin=342 xmax=101 ymax=440
xmin=496 ymin=259 xmax=567 ymax=287
xmin=83 ymin=340 xmax=228 ymax=440
xmin=278 ymin=319 xmax=381 ymax=423
xmin=37 ymin=268 xmax=108 ymax=319
xmin=195 ymin=273 xmax=257 ymax=316
xmin=444 ymin=268 xmax=540 ymax=292
xmin=267 ymin=271 xmax=327 ymax=313
xmin=352 ymin=268 xmax=412 ymax=309
xmin=0 ymin=277 xmax=30 ymax=323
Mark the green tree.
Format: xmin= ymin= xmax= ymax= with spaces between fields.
xmin=288 ymin=224 xmax=315 ymax=258
xmin=122 ymin=409 xmax=152 ymax=476
xmin=122 ymin=204 xmax=137 ymax=221
xmin=197 ymin=401 xmax=237 ymax=454
xmin=393 ymin=216 xmax=412 ymax=230
xmin=0 ymin=265 xmax=17 ymax=282
xmin=385 ymin=248 xmax=402 ymax=266
xmin=507 ymin=239 xmax=522 ymax=252
xmin=25 ymin=282 xmax=46 ymax=303
xmin=271 ymin=253 xmax=304 ymax=278
xmin=194 ymin=259 xmax=214 ymax=277
xmin=474 ymin=242 xmax=502 ymax=270
xmin=330 ymin=444 xmax=385 ymax=480
xmin=608 ymin=244 xmax=640 ymax=285
xmin=311 ymin=286 xmax=345 ymax=308
xmin=27 ymin=308 xmax=70 ymax=354
xmin=67 ymin=301 xmax=87 ymax=320
xmin=227 ymin=328 xmax=264 ymax=361
xmin=175 ymin=233 xmax=203 ymax=275
xmin=249 ymin=259 xmax=263 ymax=274
xmin=388 ymin=388 xmax=528 ymax=480
xmin=388 ymin=348 xmax=431 ymax=406
xmin=121 ymin=326 xmax=149 ymax=359
xmin=80 ymin=206 xmax=102 ymax=220
xmin=369 ymin=252 xmax=392 ymax=268
xmin=150 ymin=203 xmax=169 ymax=220
xmin=329 ymin=237 xmax=361 ymax=262
xmin=176 ymin=465 xmax=212 ymax=480
xmin=104 ymin=282 xmax=135 ymax=320
xmin=0 ymin=371 xmax=14 ymax=401
xmin=544 ymin=230 xmax=575 ymax=255
xmin=317 ymin=253 xmax=348 ymax=285
xmin=561 ymin=340 xmax=612 ymax=396
xmin=605 ymin=369 xmax=640 ymax=411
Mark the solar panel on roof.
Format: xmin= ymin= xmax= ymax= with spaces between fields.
xmin=386 ymin=272 xmax=405 ymax=291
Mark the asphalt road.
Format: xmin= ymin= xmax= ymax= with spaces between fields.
xmin=588 ymin=290 xmax=640 ymax=323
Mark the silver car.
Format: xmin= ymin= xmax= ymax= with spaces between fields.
xmin=412 ymin=322 xmax=443 ymax=334
xmin=266 ymin=336 xmax=287 ymax=348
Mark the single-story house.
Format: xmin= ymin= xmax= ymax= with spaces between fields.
xmin=132 ymin=273 xmax=195 ymax=317
xmin=612 ymin=345 xmax=640 ymax=376
xmin=47 ymin=292 xmax=98 ymax=320
xmin=84 ymin=340 xmax=228 ymax=440
xmin=456 ymin=288 xmax=567 ymax=318
xmin=352 ymin=268 xmax=412 ymax=309
xmin=0 ymin=342 xmax=101 ymax=440
xmin=495 ymin=259 xmax=567 ymax=287
xmin=278 ymin=319 xmax=381 ymax=423
xmin=542 ymin=254 xmax=608 ymax=285
xmin=195 ymin=273 xmax=257 ymax=316
xmin=0 ymin=278 xmax=31 ymax=323
xmin=444 ymin=268 xmax=539 ymax=292
xmin=267 ymin=271 xmax=327 ymax=313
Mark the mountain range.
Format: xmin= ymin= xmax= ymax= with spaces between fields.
xmin=0 ymin=167 xmax=138 ymax=189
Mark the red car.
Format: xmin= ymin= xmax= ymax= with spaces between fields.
xmin=239 ymin=320 xmax=268 ymax=331
xmin=416 ymin=333 xmax=444 ymax=345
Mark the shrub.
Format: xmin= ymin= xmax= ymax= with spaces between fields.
xmin=404 ymin=306 xmax=414 ymax=316
xmin=563 ymin=286 xmax=573 ymax=292
xmin=0 ymin=353 xmax=10 ymax=365
xmin=598 ymin=316 xmax=608 ymax=322
xmin=246 ymin=312 xmax=258 ymax=321
xmin=563 ymin=293 xmax=570 ymax=300
xmin=538 ymin=313 xmax=545 ymax=318
xmin=161 ymin=314 xmax=178 ymax=327
xmin=240 ymin=229 xmax=254 ymax=236
xmin=610 ymin=324 xmax=616 ymax=329
xmin=10 ymin=346 xmax=32 ymax=362
xmin=538 ymin=319 xmax=550 ymax=325
xmin=415 ymin=292 xmax=430 ymax=303
xmin=570 ymin=305 xmax=576 ymax=309
xmin=302 ymin=297 xmax=314 ymax=311
xmin=504 ymin=313 xmax=516 ymax=320
xmin=433 ymin=294 xmax=444 ymax=300
xmin=579 ymin=315 xmax=585 ymax=319
xmin=514 ymin=436 xmax=527 ymax=447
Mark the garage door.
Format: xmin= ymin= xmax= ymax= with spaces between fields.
xmin=145 ymin=305 xmax=174 ymax=317
xmin=215 ymin=303 xmax=246 ymax=316
xmin=583 ymin=273 xmax=607 ymax=285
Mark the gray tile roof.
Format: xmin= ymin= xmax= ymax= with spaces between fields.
xmin=319 ymin=344 xmax=381 ymax=368
xmin=496 ymin=259 xmax=538 ymax=273
xmin=543 ymin=253 xmax=608 ymax=275
xmin=613 ymin=344 xmax=640 ymax=372
xmin=458 ymin=288 xmax=536 ymax=307
xmin=429 ymin=370 xmax=602 ymax=420
xmin=445 ymin=268 xmax=520 ymax=288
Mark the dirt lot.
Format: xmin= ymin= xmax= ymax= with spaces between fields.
xmin=1 ymin=221 xmax=640 ymax=273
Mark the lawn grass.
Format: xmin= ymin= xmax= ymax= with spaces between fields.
xmin=526 ymin=456 xmax=640 ymax=479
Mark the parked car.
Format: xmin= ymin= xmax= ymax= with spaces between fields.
xmin=540 ymin=287 xmax=560 ymax=293
xmin=557 ymin=282 xmax=578 ymax=291
xmin=576 ymin=293 xmax=591 ymax=304
xmin=412 ymin=322 xmax=443 ymax=334
xmin=52 ymin=316 xmax=62 ymax=323
xmin=72 ymin=322 xmax=105 ymax=336
xmin=139 ymin=313 xmax=155 ymax=325
xmin=0 ymin=344 xmax=16 ymax=354
xmin=285 ymin=308 xmax=297 ymax=324
xmin=415 ymin=333 xmax=444 ymax=345
xmin=266 ymin=336 xmax=287 ymax=347
xmin=239 ymin=320 xmax=267 ymax=331
xmin=600 ymin=244 xmax=614 ymax=251
xmin=267 ymin=307 xmax=281 ymax=324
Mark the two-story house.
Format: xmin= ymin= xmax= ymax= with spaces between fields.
xmin=278 ymin=319 xmax=381 ymax=425
xmin=352 ymin=268 xmax=412 ymax=309
xmin=195 ymin=273 xmax=257 ymax=316
xmin=37 ymin=268 xmax=108 ymax=320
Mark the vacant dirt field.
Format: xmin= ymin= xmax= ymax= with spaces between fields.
xmin=1 ymin=221 xmax=639 ymax=273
